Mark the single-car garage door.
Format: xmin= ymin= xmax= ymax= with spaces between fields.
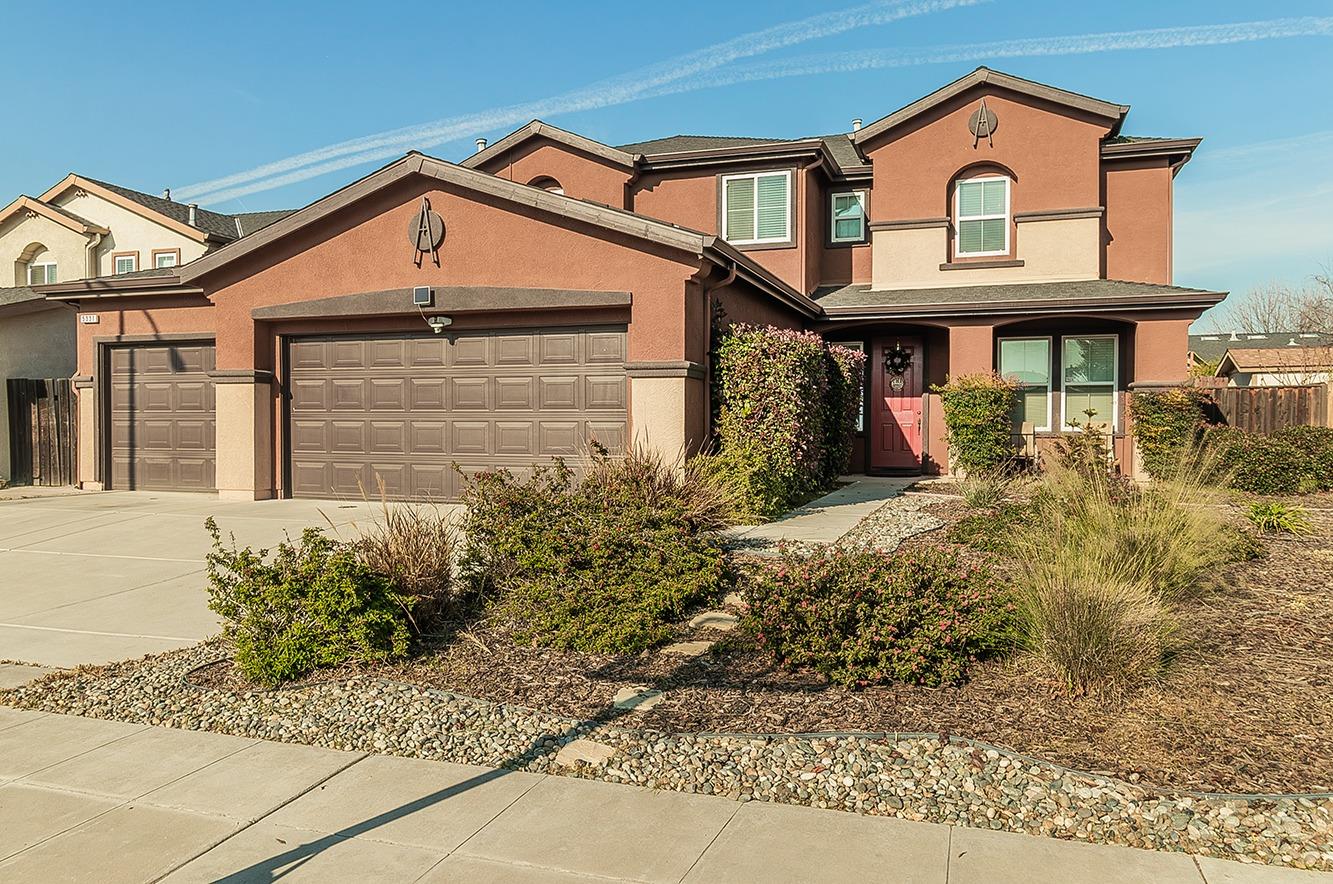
xmin=107 ymin=343 xmax=217 ymax=491
xmin=286 ymin=327 xmax=628 ymax=500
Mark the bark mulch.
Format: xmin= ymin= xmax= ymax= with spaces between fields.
xmin=197 ymin=493 xmax=1333 ymax=797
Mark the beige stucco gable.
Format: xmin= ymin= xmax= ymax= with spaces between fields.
xmin=0 ymin=210 xmax=91 ymax=286
xmin=49 ymin=190 xmax=208 ymax=276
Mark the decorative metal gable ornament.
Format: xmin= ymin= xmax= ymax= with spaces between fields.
xmin=884 ymin=341 xmax=912 ymax=391
xmin=409 ymin=197 xmax=445 ymax=267
xmin=968 ymin=97 xmax=998 ymax=148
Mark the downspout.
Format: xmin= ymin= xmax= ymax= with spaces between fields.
xmin=85 ymin=232 xmax=103 ymax=278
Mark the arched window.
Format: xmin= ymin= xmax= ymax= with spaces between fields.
xmin=952 ymin=174 xmax=1010 ymax=257
xmin=527 ymin=176 xmax=564 ymax=195
xmin=18 ymin=243 xmax=56 ymax=286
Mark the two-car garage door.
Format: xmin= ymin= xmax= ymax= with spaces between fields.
xmin=286 ymin=327 xmax=628 ymax=500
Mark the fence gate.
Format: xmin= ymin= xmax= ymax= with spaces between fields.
xmin=6 ymin=378 xmax=77 ymax=486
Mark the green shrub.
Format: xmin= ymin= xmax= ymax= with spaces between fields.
xmin=1012 ymin=461 xmax=1237 ymax=696
xmin=1130 ymin=388 xmax=1213 ymax=479
xmin=1204 ymin=426 xmax=1333 ymax=494
xmin=933 ymin=373 xmax=1019 ymax=474
xmin=745 ymin=544 xmax=1015 ymax=688
xmin=1245 ymin=501 xmax=1314 ymax=536
xmin=947 ymin=502 xmax=1035 ymax=553
xmin=712 ymin=325 xmax=865 ymax=520
xmin=459 ymin=448 xmax=728 ymax=654
xmin=204 ymin=519 xmax=410 ymax=687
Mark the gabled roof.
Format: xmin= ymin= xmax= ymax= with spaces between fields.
xmin=0 ymin=195 xmax=110 ymax=237
xmin=463 ymin=121 xmax=640 ymax=171
xmin=1216 ymin=346 xmax=1333 ymax=375
xmin=1188 ymin=331 xmax=1333 ymax=365
xmin=38 ymin=174 xmax=229 ymax=243
xmin=852 ymin=67 xmax=1129 ymax=145
xmin=231 ymin=210 xmax=299 ymax=236
xmin=48 ymin=152 xmax=816 ymax=318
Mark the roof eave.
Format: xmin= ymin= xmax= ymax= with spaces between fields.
xmin=462 ymin=121 xmax=640 ymax=171
xmin=820 ymin=291 xmax=1227 ymax=321
xmin=37 ymin=274 xmax=203 ymax=302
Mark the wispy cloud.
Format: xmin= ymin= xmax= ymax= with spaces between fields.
xmin=176 ymin=0 xmax=979 ymax=204
xmin=182 ymin=13 xmax=1333 ymax=206
xmin=650 ymin=16 xmax=1333 ymax=92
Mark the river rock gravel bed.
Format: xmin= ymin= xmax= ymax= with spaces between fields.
xmin=4 ymin=642 xmax=1330 ymax=873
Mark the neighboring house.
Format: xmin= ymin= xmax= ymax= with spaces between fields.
xmin=1190 ymin=332 xmax=1333 ymax=385
xmin=0 ymin=174 xmax=293 ymax=482
xmin=39 ymin=67 xmax=1224 ymax=500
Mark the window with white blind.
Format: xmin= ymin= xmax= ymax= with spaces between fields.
xmin=954 ymin=176 xmax=1009 ymax=256
xmin=722 ymin=171 xmax=791 ymax=245
xmin=114 ymin=254 xmax=138 ymax=274
xmin=830 ymin=191 xmax=867 ymax=243
xmin=998 ymin=337 xmax=1052 ymax=432
xmin=1062 ymin=335 xmax=1118 ymax=429
xmin=27 ymin=261 xmax=56 ymax=285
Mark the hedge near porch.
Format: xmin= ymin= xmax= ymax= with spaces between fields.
xmin=712 ymin=324 xmax=866 ymax=520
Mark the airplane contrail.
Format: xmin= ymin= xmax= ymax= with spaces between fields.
xmin=174 ymin=0 xmax=980 ymax=204
xmin=184 ymin=15 xmax=1333 ymax=206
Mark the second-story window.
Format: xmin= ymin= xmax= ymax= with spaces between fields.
xmin=154 ymin=251 xmax=179 ymax=269
xmin=722 ymin=171 xmax=790 ymax=245
xmin=114 ymin=254 xmax=138 ymax=274
xmin=954 ymin=176 xmax=1009 ymax=257
xmin=830 ymin=191 xmax=867 ymax=243
xmin=27 ymin=261 xmax=57 ymax=285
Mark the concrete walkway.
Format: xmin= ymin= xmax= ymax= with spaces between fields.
xmin=0 ymin=491 xmax=458 ymax=669
xmin=724 ymin=476 xmax=915 ymax=550
xmin=0 ymin=708 xmax=1325 ymax=883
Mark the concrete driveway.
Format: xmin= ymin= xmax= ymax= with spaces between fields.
xmin=0 ymin=491 xmax=445 ymax=670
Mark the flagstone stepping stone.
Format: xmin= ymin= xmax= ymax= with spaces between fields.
xmin=661 ymin=641 xmax=714 ymax=658
xmin=723 ymin=591 xmax=746 ymax=609
xmin=554 ymin=739 xmax=617 ymax=767
xmin=612 ymin=686 xmax=665 ymax=712
xmin=688 ymin=611 xmax=739 ymax=631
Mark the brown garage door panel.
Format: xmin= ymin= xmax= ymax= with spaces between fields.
xmin=287 ymin=329 xmax=627 ymax=500
xmin=107 ymin=343 xmax=217 ymax=492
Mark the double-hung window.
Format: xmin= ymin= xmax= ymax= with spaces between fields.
xmin=114 ymin=254 xmax=138 ymax=274
xmin=998 ymin=337 xmax=1052 ymax=432
xmin=722 ymin=171 xmax=790 ymax=245
xmin=27 ymin=261 xmax=56 ymax=285
xmin=1062 ymin=335 xmax=1118 ymax=429
xmin=830 ymin=191 xmax=867 ymax=243
xmin=154 ymin=251 xmax=179 ymax=269
xmin=954 ymin=177 xmax=1009 ymax=256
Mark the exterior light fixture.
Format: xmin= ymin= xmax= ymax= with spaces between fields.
xmin=426 ymin=315 xmax=453 ymax=334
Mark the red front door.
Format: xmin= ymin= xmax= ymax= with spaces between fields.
xmin=870 ymin=337 xmax=924 ymax=471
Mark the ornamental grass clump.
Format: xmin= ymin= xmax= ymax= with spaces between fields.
xmin=459 ymin=445 xmax=731 ymax=654
xmin=204 ymin=519 xmax=411 ymax=687
xmin=1013 ymin=456 xmax=1236 ymax=697
xmin=745 ymin=544 xmax=1015 ymax=688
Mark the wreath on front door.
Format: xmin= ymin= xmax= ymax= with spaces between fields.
xmin=884 ymin=342 xmax=912 ymax=376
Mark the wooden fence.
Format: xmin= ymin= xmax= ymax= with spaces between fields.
xmin=6 ymin=378 xmax=77 ymax=487
xmin=1206 ymin=383 xmax=1330 ymax=434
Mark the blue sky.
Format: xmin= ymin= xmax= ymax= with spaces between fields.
xmin=6 ymin=0 xmax=1331 ymax=327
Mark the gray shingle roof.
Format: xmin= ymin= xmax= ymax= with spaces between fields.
xmin=231 ymin=210 xmax=298 ymax=236
xmin=815 ymin=279 xmax=1223 ymax=313
xmin=0 ymin=285 xmax=40 ymax=309
xmin=1189 ymin=332 xmax=1333 ymax=364
xmin=81 ymin=176 xmax=243 ymax=240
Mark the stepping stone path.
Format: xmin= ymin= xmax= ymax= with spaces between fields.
xmin=723 ymin=592 xmax=745 ymax=609
xmin=661 ymin=641 xmax=714 ymax=658
xmin=688 ymin=611 xmax=739 ymax=631
xmin=553 ymin=738 xmax=617 ymax=768
xmin=612 ymin=686 xmax=665 ymax=712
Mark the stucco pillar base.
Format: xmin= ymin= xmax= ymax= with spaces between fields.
xmin=74 ymin=378 xmax=98 ymax=488
xmin=80 ymin=481 xmax=105 ymax=492
xmin=212 ymin=378 xmax=273 ymax=500
xmin=629 ymin=376 xmax=689 ymax=463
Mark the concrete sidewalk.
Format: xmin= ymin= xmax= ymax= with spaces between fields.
xmin=0 ymin=709 xmax=1325 ymax=883
xmin=0 ymin=491 xmax=458 ymax=669
xmin=724 ymin=476 xmax=915 ymax=550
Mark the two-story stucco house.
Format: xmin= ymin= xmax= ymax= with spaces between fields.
xmin=40 ymin=68 xmax=1225 ymax=499
xmin=0 ymin=174 xmax=292 ymax=482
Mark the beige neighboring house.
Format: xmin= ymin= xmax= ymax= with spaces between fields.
xmin=0 ymin=174 xmax=291 ymax=483
xmin=1215 ymin=343 xmax=1333 ymax=387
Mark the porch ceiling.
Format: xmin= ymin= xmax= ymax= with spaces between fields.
xmin=814 ymin=278 xmax=1226 ymax=320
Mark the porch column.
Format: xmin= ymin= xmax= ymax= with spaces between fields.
xmin=626 ymin=362 xmax=706 ymax=462
xmin=947 ymin=322 xmax=995 ymax=375
xmin=73 ymin=376 xmax=101 ymax=491
xmin=1133 ymin=318 xmax=1192 ymax=384
xmin=210 ymin=371 xmax=274 ymax=501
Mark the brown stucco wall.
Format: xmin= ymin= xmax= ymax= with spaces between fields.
xmin=476 ymin=138 xmax=633 ymax=209
xmin=1102 ymin=157 xmax=1174 ymax=284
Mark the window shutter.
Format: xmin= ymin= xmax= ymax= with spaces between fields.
xmin=724 ymin=177 xmax=755 ymax=242
xmin=756 ymin=174 xmax=788 ymax=240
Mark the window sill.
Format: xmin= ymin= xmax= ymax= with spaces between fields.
xmin=939 ymin=259 xmax=1025 ymax=271
xmin=827 ymin=238 xmax=869 ymax=249
xmin=727 ymin=239 xmax=796 ymax=252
